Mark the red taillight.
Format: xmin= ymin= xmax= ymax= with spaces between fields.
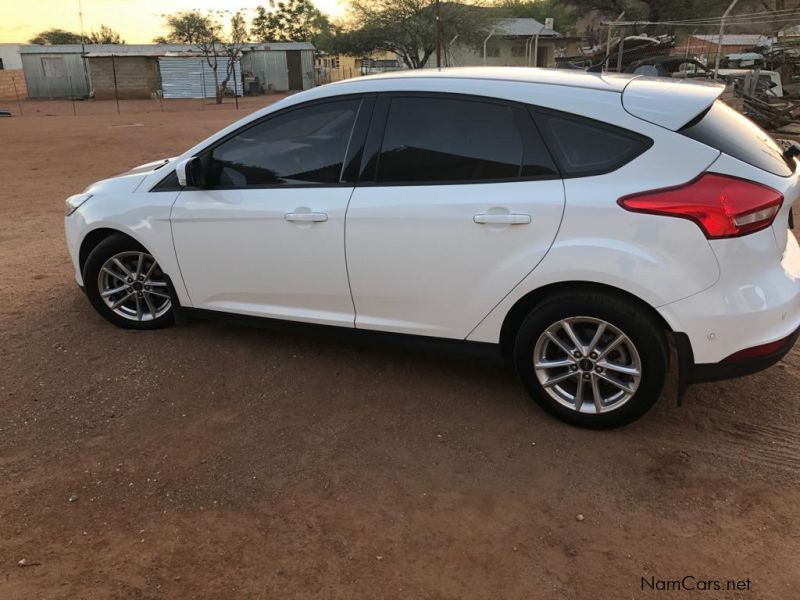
xmin=618 ymin=173 xmax=783 ymax=239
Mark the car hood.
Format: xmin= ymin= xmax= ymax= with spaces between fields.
xmin=83 ymin=157 xmax=176 ymax=195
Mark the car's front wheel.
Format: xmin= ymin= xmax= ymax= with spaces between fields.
xmin=514 ymin=291 xmax=668 ymax=428
xmin=83 ymin=233 xmax=174 ymax=329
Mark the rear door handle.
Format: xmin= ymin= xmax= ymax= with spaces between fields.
xmin=285 ymin=212 xmax=328 ymax=222
xmin=473 ymin=213 xmax=531 ymax=225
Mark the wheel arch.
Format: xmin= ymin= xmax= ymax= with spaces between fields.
xmin=498 ymin=281 xmax=673 ymax=357
xmin=78 ymin=228 xmax=146 ymax=275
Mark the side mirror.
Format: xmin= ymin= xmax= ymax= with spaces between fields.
xmin=175 ymin=157 xmax=193 ymax=187
xmin=175 ymin=156 xmax=208 ymax=188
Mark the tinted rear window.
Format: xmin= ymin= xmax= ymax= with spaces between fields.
xmin=533 ymin=111 xmax=652 ymax=177
xmin=378 ymin=97 xmax=522 ymax=183
xmin=681 ymin=100 xmax=793 ymax=177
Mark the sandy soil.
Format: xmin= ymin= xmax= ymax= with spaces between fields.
xmin=1 ymin=101 xmax=799 ymax=599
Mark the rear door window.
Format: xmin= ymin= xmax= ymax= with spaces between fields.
xmin=680 ymin=100 xmax=793 ymax=177
xmin=375 ymin=96 xmax=558 ymax=184
xmin=533 ymin=111 xmax=653 ymax=177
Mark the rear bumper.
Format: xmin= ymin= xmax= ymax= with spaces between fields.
xmin=658 ymin=227 xmax=800 ymax=364
xmin=687 ymin=325 xmax=800 ymax=383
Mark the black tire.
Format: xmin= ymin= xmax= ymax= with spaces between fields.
xmin=82 ymin=233 xmax=175 ymax=330
xmin=513 ymin=290 xmax=667 ymax=429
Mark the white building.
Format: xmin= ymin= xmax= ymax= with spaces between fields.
xmin=0 ymin=44 xmax=25 ymax=70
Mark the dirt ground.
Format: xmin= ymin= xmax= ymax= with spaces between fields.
xmin=1 ymin=100 xmax=799 ymax=600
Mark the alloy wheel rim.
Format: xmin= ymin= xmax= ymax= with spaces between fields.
xmin=97 ymin=251 xmax=171 ymax=322
xmin=533 ymin=316 xmax=642 ymax=414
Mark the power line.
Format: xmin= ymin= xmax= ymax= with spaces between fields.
xmin=602 ymin=9 xmax=800 ymax=28
xmin=603 ymin=17 xmax=800 ymax=28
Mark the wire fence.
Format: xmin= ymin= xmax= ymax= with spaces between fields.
xmin=0 ymin=66 xmax=290 ymax=118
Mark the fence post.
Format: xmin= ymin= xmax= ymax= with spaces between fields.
xmin=111 ymin=55 xmax=120 ymax=115
xmin=615 ymin=27 xmax=625 ymax=72
xmin=200 ymin=62 xmax=207 ymax=111
xmin=68 ymin=71 xmax=76 ymax=116
xmin=11 ymin=75 xmax=23 ymax=116
xmin=233 ymin=61 xmax=239 ymax=110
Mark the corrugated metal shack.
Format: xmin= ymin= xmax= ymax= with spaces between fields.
xmin=20 ymin=43 xmax=310 ymax=99
xmin=20 ymin=45 xmax=91 ymax=98
xmin=240 ymin=42 xmax=315 ymax=92
xmin=159 ymin=56 xmax=242 ymax=99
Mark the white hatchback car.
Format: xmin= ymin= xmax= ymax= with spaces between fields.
xmin=64 ymin=68 xmax=800 ymax=428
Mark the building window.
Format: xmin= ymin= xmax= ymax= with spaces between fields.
xmin=511 ymin=42 xmax=527 ymax=57
xmin=486 ymin=46 xmax=500 ymax=58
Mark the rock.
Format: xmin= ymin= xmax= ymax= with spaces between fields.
xmin=376 ymin=555 xmax=383 ymax=561
xmin=575 ymin=514 xmax=585 ymax=522
xmin=68 ymin=494 xmax=79 ymax=503
xmin=17 ymin=558 xmax=40 ymax=567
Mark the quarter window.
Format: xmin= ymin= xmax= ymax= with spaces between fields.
xmin=534 ymin=111 xmax=652 ymax=177
xmin=376 ymin=97 xmax=535 ymax=183
xmin=205 ymin=99 xmax=360 ymax=187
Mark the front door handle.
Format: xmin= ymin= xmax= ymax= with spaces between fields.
xmin=473 ymin=213 xmax=531 ymax=225
xmin=285 ymin=212 xmax=328 ymax=223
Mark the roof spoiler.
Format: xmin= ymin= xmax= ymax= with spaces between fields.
xmin=621 ymin=77 xmax=725 ymax=131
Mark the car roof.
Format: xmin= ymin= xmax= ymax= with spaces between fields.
xmin=329 ymin=67 xmax=637 ymax=93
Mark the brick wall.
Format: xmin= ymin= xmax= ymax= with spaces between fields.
xmin=88 ymin=56 xmax=160 ymax=100
xmin=0 ymin=69 xmax=27 ymax=99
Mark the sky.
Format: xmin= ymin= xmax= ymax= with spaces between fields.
xmin=0 ymin=0 xmax=347 ymax=44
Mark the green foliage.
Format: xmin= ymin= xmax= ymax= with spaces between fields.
xmin=28 ymin=28 xmax=84 ymax=45
xmin=250 ymin=0 xmax=332 ymax=42
xmin=156 ymin=10 xmax=221 ymax=44
xmin=86 ymin=25 xmax=125 ymax=45
xmin=335 ymin=0 xmax=495 ymax=68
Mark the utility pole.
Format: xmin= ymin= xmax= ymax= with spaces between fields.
xmin=714 ymin=0 xmax=740 ymax=80
xmin=604 ymin=12 xmax=624 ymax=72
xmin=435 ymin=0 xmax=442 ymax=68
xmin=77 ymin=0 xmax=90 ymax=97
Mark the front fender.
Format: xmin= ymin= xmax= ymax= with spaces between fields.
xmin=65 ymin=190 xmax=192 ymax=307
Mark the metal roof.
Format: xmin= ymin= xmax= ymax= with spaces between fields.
xmin=20 ymin=42 xmax=315 ymax=55
xmin=245 ymin=42 xmax=316 ymax=51
xmin=495 ymin=18 xmax=558 ymax=37
xmin=20 ymin=44 xmax=200 ymax=55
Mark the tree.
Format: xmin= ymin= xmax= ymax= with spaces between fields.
xmin=220 ymin=12 xmax=249 ymax=97
xmin=86 ymin=25 xmax=125 ymax=44
xmin=28 ymin=28 xmax=84 ymax=45
xmin=250 ymin=0 xmax=332 ymax=43
xmin=157 ymin=9 xmax=245 ymax=104
xmin=335 ymin=0 xmax=495 ymax=69
xmin=155 ymin=10 xmax=220 ymax=45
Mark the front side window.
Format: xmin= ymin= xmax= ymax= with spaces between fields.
xmin=205 ymin=99 xmax=360 ymax=187
xmin=376 ymin=97 xmax=525 ymax=184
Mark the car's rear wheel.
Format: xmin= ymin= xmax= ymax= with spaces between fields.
xmin=514 ymin=291 xmax=667 ymax=428
xmin=83 ymin=234 xmax=174 ymax=329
